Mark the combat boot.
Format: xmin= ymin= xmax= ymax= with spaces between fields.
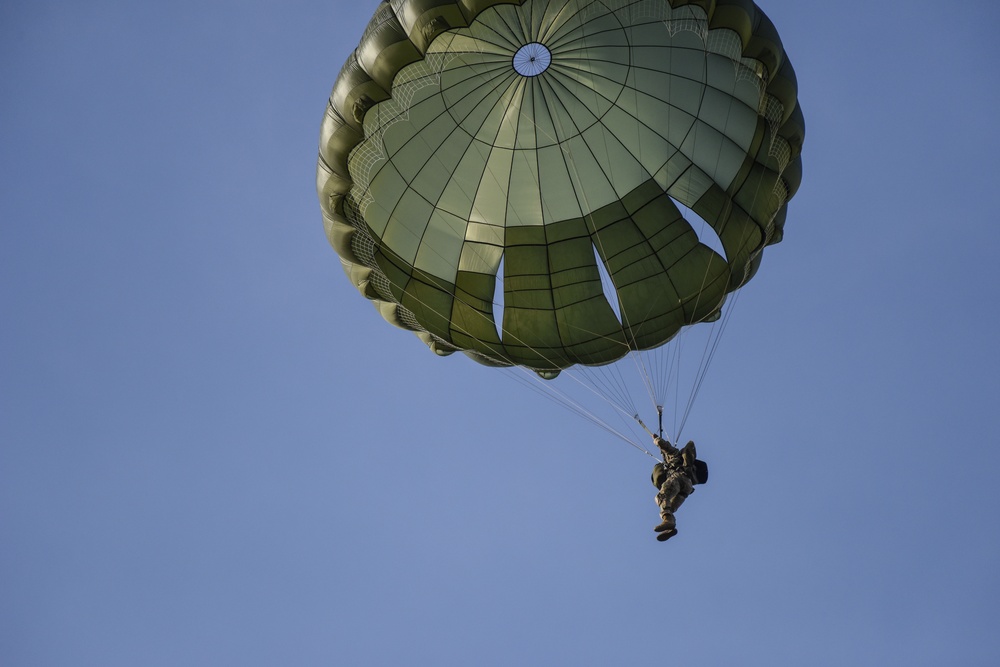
xmin=656 ymin=528 xmax=678 ymax=542
xmin=653 ymin=514 xmax=676 ymax=532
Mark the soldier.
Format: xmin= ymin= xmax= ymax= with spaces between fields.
xmin=651 ymin=435 xmax=706 ymax=542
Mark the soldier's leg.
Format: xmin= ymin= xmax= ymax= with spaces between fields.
xmin=654 ymin=484 xmax=677 ymax=532
xmin=670 ymin=477 xmax=695 ymax=512
xmin=655 ymin=497 xmax=679 ymax=540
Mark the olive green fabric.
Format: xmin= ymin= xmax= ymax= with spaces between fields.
xmin=317 ymin=0 xmax=804 ymax=372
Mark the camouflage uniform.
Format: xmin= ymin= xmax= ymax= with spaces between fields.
xmin=651 ymin=436 xmax=698 ymax=542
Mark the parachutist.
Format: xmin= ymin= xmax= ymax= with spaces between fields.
xmin=651 ymin=435 xmax=708 ymax=542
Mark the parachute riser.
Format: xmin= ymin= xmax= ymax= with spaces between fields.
xmin=633 ymin=414 xmax=654 ymax=437
xmin=634 ymin=412 xmax=667 ymax=463
xmin=635 ymin=407 xmax=671 ymax=462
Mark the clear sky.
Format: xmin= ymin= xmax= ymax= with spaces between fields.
xmin=2 ymin=1 xmax=999 ymax=665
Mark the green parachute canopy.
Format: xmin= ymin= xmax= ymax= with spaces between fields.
xmin=317 ymin=0 xmax=803 ymax=378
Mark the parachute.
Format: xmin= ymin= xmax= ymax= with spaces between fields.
xmin=317 ymin=0 xmax=803 ymax=446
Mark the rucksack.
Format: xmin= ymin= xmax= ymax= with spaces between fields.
xmin=692 ymin=459 xmax=709 ymax=485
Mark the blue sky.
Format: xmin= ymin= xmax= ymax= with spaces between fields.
xmin=2 ymin=1 xmax=999 ymax=665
